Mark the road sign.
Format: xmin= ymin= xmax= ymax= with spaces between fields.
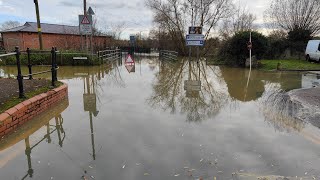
xmin=79 ymin=15 xmax=92 ymax=35
xmin=88 ymin=7 xmax=95 ymax=15
xmin=81 ymin=16 xmax=90 ymax=24
xmin=186 ymin=34 xmax=204 ymax=41
xmin=189 ymin=27 xmax=202 ymax=35
xmin=125 ymin=54 xmax=135 ymax=65
xmin=186 ymin=40 xmax=204 ymax=46
xmin=247 ymin=42 xmax=252 ymax=50
xmin=130 ymin=35 xmax=136 ymax=46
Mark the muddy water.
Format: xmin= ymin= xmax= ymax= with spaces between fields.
xmin=0 ymin=58 xmax=320 ymax=180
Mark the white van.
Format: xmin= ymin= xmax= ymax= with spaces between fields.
xmin=305 ymin=40 xmax=320 ymax=62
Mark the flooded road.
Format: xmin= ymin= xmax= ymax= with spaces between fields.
xmin=0 ymin=57 xmax=320 ymax=180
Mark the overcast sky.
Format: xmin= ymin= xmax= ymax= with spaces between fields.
xmin=0 ymin=0 xmax=271 ymax=39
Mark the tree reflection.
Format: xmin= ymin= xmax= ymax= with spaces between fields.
xmin=147 ymin=59 xmax=228 ymax=122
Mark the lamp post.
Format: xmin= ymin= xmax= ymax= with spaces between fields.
xmin=34 ymin=0 xmax=43 ymax=50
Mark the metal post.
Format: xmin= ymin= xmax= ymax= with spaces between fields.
xmin=15 ymin=47 xmax=25 ymax=98
xmin=54 ymin=47 xmax=58 ymax=81
xmin=51 ymin=47 xmax=55 ymax=87
xmin=27 ymin=48 xmax=33 ymax=80
xmin=249 ymin=31 xmax=252 ymax=71
xmin=34 ymin=0 xmax=43 ymax=50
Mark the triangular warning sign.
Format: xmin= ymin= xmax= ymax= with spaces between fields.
xmin=125 ymin=55 xmax=135 ymax=65
xmin=81 ymin=16 xmax=90 ymax=24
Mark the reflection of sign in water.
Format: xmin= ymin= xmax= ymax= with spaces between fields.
xmin=125 ymin=65 xmax=136 ymax=73
xmin=184 ymin=80 xmax=201 ymax=98
xmin=83 ymin=94 xmax=97 ymax=112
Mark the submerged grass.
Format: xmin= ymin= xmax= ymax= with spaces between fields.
xmin=260 ymin=59 xmax=320 ymax=71
xmin=0 ymin=81 xmax=63 ymax=114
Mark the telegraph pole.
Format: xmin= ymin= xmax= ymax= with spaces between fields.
xmin=84 ymin=0 xmax=87 ymax=16
xmin=84 ymin=0 xmax=87 ymax=53
xmin=34 ymin=0 xmax=43 ymax=50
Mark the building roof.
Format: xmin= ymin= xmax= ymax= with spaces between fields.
xmin=1 ymin=22 xmax=80 ymax=35
xmin=0 ymin=22 xmax=109 ymax=37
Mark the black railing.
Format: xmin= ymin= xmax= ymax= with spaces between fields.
xmin=0 ymin=46 xmax=59 ymax=98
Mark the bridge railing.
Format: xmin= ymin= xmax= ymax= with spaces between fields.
xmin=159 ymin=50 xmax=178 ymax=61
xmin=0 ymin=46 xmax=59 ymax=98
xmin=98 ymin=49 xmax=121 ymax=62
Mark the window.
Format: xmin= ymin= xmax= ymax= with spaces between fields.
xmin=318 ymin=43 xmax=320 ymax=51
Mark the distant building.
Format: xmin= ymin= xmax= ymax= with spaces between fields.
xmin=0 ymin=22 xmax=111 ymax=51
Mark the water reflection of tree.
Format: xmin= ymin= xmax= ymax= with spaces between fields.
xmin=148 ymin=59 xmax=228 ymax=122
xmin=259 ymin=83 xmax=305 ymax=132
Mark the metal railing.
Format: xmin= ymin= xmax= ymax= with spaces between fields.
xmin=0 ymin=46 xmax=59 ymax=98
xmin=98 ymin=49 xmax=121 ymax=62
xmin=159 ymin=50 xmax=178 ymax=60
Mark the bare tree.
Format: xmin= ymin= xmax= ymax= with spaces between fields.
xmin=265 ymin=0 xmax=320 ymax=36
xmin=220 ymin=6 xmax=256 ymax=39
xmin=0 ymin=21 xmax=22 ymax=30
xmin=146 ymin=0 xmax=233 ymax=55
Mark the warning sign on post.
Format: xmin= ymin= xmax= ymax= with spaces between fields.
xmin=125 ymin=55 xmax=135 ymax=65
xmin=79 ymin=15 xmax=92 ymax=35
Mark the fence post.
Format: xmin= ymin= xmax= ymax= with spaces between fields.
xmin=27 ymin=48 xmax=33 ymax=80
xmin=15 ymin=47 xmax=25 ymax=98
xmin=54 ymin=47 xmax=58 ymax=81
xmin=51 ymin=47 xmax=55 ymax=87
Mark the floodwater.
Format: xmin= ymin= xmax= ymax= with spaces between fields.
xmin=0 ymin=57 xmax=320 ymax=180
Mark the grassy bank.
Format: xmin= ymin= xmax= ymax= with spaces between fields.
xmin=0 ymin=81 xmax=63 ymax=114
xmin=259 ymin=59 xmax=320 ymax=71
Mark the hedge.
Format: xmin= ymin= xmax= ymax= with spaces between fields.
xmin=0 ymin=52 xmax=101 ymax=66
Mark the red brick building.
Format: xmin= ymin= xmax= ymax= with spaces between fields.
xmin=0 ymin=22 xmax=111 ymax=51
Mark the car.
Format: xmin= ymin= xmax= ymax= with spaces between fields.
xmin=305 ymin=40 xmax=320 ymax=62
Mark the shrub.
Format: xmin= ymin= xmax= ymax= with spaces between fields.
xmin=217 ymin=31 xmax=268 ymax=66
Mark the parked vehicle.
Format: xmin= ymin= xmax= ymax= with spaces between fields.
xmin=305 ymin=40 xmax=320 ymax=62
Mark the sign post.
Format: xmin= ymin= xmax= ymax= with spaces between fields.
xmin=79 ymin=15 xmax=93 ymax=35
xmin=248 ymin=31 xmax=252 ymax=70
xmin=186 ymin=26 xmax=204 ymax=61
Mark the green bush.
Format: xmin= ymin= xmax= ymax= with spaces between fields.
xmin=264 ymin=38 xmax=289 ymax=59
xmin=217 ymin=31 xmax=268 ymax=66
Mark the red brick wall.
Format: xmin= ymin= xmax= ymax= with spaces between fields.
xmin=0 ymin=84 xmax=68 ymax=138
xmin=2 ymin=32 xmax=110 ymax=51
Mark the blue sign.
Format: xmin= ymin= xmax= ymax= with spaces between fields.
xmin=186 ymin=40 xmax=204 ymax=46
xmin=186 ymin=34 xmax=204 ymax=41
xmin=130 ymin=36 xmax=136 ymax=45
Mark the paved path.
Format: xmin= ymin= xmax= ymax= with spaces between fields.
xmin=0 ymin=78 xmax=50 ymax=105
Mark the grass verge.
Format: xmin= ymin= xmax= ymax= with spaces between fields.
xmin=0 ymin=81 xmax=63 ymax=114
xmin=260 ymin=59 xmax=320 ymax=71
